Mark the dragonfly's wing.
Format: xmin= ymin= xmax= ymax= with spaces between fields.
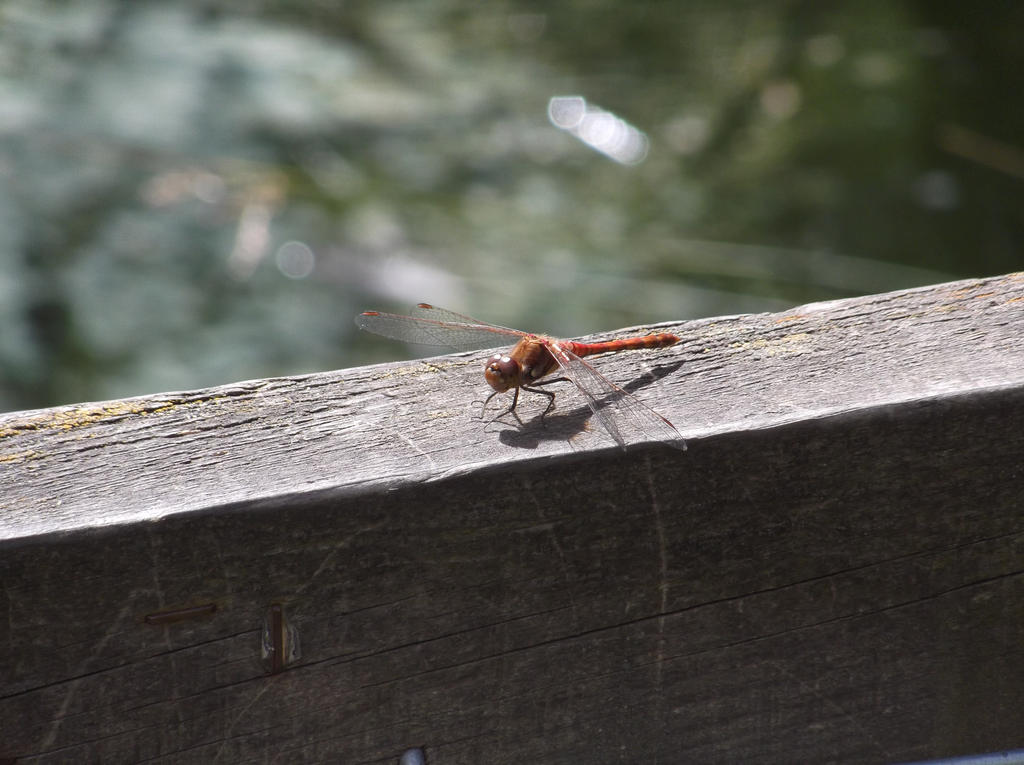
xmin=546 ymin=341 xmax=686 ymax=450
xmin=410 ymin=303 xmax=522 ymax=333
xmin=356 ymin=306 xmax=523 ymax=351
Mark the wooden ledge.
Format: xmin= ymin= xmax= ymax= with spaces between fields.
xmin=3 ymin=272 xmax=1022 ymax=543
xmin=1 ymin=273 xmax=1023 ymax=763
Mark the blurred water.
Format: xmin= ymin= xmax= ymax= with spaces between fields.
xmin=1 ymin=0 xmax=1021 ymax=411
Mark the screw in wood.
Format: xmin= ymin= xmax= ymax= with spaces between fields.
xmin=261 ymin=603 xmax=301 ymax=674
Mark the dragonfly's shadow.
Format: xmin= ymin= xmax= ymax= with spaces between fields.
xmin=493 ymin=361 xmax=684 ymax=450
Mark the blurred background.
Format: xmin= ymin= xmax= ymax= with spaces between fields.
xmin=1 ymin=0 xmax=1022 ymax=413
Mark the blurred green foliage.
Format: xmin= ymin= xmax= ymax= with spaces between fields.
xmin=1 ymin=0 xmax=1021 ymax=411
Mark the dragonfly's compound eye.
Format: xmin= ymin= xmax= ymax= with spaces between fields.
xmin=484 ymin=354 xmax=519 ymax=392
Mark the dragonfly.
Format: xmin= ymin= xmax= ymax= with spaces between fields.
xmin=355 ymin=303 xmax=686 ymax=450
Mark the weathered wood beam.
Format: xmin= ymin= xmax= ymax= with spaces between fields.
xmin=2 ymin=273 xmax=1023 ymax=763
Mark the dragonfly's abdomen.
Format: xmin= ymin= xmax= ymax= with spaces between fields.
xmin=568 ymin=333 xmax=679 ymax=358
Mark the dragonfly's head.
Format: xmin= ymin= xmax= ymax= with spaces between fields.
xmin=484 ymin=353 xmax=519 ymax=393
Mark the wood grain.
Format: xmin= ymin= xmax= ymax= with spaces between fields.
xmin=2 ymin=273 xmax=1023 ymax=763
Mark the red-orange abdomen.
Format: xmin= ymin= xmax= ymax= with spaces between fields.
xmin=567 ymin=333 xmax=679 ymax=358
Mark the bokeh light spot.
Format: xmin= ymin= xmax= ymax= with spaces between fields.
xmin=276 ymin=240 xmax=316 ymax=279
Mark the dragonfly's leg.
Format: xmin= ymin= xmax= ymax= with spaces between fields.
xmin=531 ymin=376 xmax=571 ymax=388
xmin=482 ymin=387 xmax=522 ymax=422
xmin=480 ymin=389 xmax=501 ymax=418
xmin=522 ymin=382 xmax=561 ymax=419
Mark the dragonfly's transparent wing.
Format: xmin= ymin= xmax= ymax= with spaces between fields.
xmin=356 ymin=305 xmax=523 ymax=351
xmin=410 ymin=303 xmax=522 ymax=333
xmin=545 ymin=341 xmax=686 ymax=450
